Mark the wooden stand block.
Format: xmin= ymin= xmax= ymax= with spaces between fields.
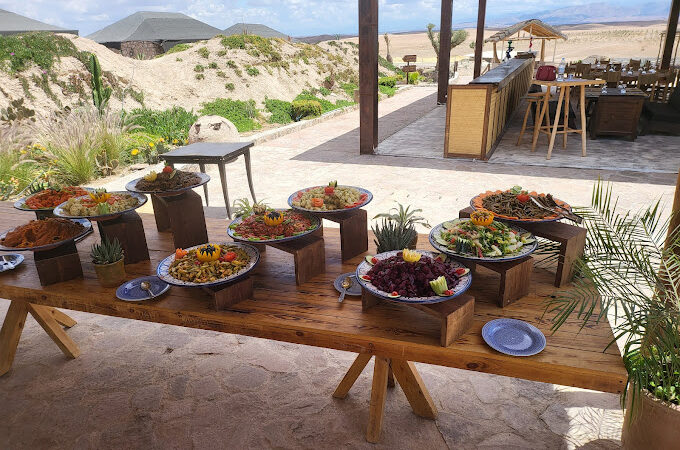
xmin=269 ymin=235 xmax=325 ymax=285
xmin=151 ymin=191 xmax=209 ymax=249
xmin=97 ymin=211 xmax=149 ymax=264
xmin=460 ymin=207 xmax=586 ymax=287
xmin=317 ymin=209 xmax=368 ymax=261
xmin=469 ymin=257 xmax=534 ymax=307
xmin=34 ymin=210 xmax=54 ymax=220
xmin=361 ymin=289 xmax=475 ymax=346
xmin=202 ymin=276 xmax=253 ymax=310
xmin=34 ymin=240 xmax=83 ymax=286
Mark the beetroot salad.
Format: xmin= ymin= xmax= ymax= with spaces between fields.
xmin=366 ymin=253 xmax=465 ymax=298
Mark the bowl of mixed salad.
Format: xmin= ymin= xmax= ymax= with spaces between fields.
xmin=429 ymin=211 xmax=537 ymax=262
xmin=288 ymin=181 xmax=372 ymax=213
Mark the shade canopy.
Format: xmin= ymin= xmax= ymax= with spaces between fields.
xmin=0 ymin=8 xmax=78 ymax=35
xmin=223 ymin=23 xmax=291 ymax=40
xmin=484 ymin=19 xmax=567 ymax=43
xmin=86 ymin=11 xmax=221 ymax=44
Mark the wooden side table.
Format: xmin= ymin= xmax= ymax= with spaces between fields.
xmin=531 ymin=78 xmax=604 ymax=159
xmin=161 ymin=142 xmax=257 ymax=219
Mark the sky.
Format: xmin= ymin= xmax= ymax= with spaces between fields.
xmin=0 ymin=0 xmax=671 ymax=37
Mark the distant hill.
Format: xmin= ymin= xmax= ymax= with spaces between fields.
xmin=296 ymin=34 xmax=354 ymax=44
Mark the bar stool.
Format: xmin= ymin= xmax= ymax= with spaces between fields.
xmin=517 ymin=92 xmax=547 ymax=146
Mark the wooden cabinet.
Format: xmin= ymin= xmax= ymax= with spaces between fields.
xmin=590 ymin=95 xmax=645 ymax=140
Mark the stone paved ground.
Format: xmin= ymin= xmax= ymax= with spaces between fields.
xmin=2 ymin=85 xmax=676 ymax=449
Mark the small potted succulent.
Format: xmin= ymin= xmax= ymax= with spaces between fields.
xmin=373 ymin=203 xmax=430 ymax=249
xmin=91 ymin=236 xmax=125 ymax=287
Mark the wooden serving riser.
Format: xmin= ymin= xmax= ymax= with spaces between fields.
xmin=202 ymin=277 xmax=254 ymax=311
xmin=96 ymin=210 xmax=150 ymax=264
xmin=316 ymin=209 xmax=368 ymax=261
xmin=461 ymin=257 xmax=534 ymax=307
xmin=460 ymin=207 xmax=586 ymax=287
xmin=150 ymin=190 xmax=209 ymax=249
xmin=234 ymin=226 xmax=325 ymax=286
xmin=361 ymin=289 xmax=474 ymax=347
xmin=33 ymin=240 xmax=83 ymax=286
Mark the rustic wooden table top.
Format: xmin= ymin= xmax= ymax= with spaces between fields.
xmin=533 ymin=78 xmax=605 ymax=87
xmin=0 ymin=203 xmax=626 ymax=393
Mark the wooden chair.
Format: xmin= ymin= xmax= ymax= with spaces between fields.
xmin=638 ymin=73 xmax=659 ymax=101
xmin=517 ymin=93 xmax=547 ymax=146
xmin=629 ymin=59 xmax=641 ymax=71
xmin=606 ymin=71 xmax=622 ymax=88
xmin=575 ymin=63 xmax=590 ymax=77
xmin=656 ymin=69 xmax=678 ymax=103
xmin=643 ymin=60 xmax=652 ymax=71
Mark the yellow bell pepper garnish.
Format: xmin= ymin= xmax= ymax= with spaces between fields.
xmin=263 ymin=211 xmax=285 ymax=226
xmin=402 ymin=248 xmax=422 ymax=263
xmin=196 ymin=244 xmax=221 ymax=262
xmin=143 ymin=171 xmax=158 ymax=182
xmin=470 ymin=210 xmax=495 ymax=227
xmin=88 ymin=189 xmax=111 ymax=204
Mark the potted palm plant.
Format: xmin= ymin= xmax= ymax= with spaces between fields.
xmin=545 ymin=181 xmax=680 ymax=449
xmin=91 ymin=236 xmax=125 ymax=287
xmin=373 ymin=203 xmax=430 ymax=249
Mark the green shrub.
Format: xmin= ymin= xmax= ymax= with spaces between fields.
xmin=217 ymin=49 xmax=227 ymax=57
xmin=216 ymin=70 xmax=226 ymax=78
xmin=194 ymin=64 xmax=205 ymax=72
xmin=0 ymin=32 xmax=89 ymax=73
xmin=127 ymin=107 xmax=197 ymax=142
xmin=341 ymin=82 xmax=357 ymax=98
xmin=264 ymin=99 xmax=292 ymax=124
xmin=199 ymin=98 xmax=260 ymax=132
xmin=408 ymin=72 xmax=419 ymax=84
xmin=166 ymin=43 xmax=192 ymax=54
xmin=227 ymin=60 xmax=237 ymax=68
xmin=220 ymin=35 xmax=282 ymax=62
xmin=378 ymin=54 xmax=404 ymax=76
xmin=294 ymin=91 xmax=353 ymax=114
xmin=195 ymin=73 xmax=204 ymax=80
xmin=197 ymin=47 xmax=210 ymax=58
xmin=225 ymin=83 xmax=235 ymax=91
xmin=291 ymin=100 xmax=322 ymax=121
xmin=175 ymin=57 xmax=183 ymax=62
xmin=319 ymin=87 xmax=331 ymax=96
xmin=379 ymin=85 xmax=396 ymax=97
xmin=208 ymin=62 xmax=218 ymax=69
xmin=246 ymin=66 xmax=260 ymax=76
xmin=378 ymin=76 xmax=396 ymax=88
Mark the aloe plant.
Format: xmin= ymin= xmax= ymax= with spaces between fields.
xmin=90 ymin=236 xmax=124 ymax=265
xmin=545 ymin=180 xmax=680 ymax=415
xmin=88 ymin=53 xmax=111 ymax=115
xmin=373 ymin=202 xmax=431 ymax=230
xmin=372 ymin=218 xmax=417 ymax=253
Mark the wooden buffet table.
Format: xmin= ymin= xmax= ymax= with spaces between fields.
xmin=531 ymin=78 xmax=604 ymax=159
xmin=0 ymin=204 xmax=626 ymax=442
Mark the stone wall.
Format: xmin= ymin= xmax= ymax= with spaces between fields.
xmin=120 ymin=41 xmax=164 ymax=59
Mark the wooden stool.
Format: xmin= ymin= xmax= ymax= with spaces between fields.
xmin=517 ymin=93 xmax=547 ymax=146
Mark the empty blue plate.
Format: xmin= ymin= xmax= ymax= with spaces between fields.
xmin=482 ymin=318 xmax=546 ymax=357
xmin=116 ymin=276 xmax=170 ymax=301
xmin=0 ymin=254 xmax=24 ymax=273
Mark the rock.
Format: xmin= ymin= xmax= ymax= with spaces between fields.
xmin=188 ymin=115 xmax=239 ymax=143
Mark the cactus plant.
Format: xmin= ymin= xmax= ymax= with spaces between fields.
xmin=88 ymin=53 xmax=112 ymax=115
xmin=91 ymin=236 xmax=124 ymax=265
xmin=372 ymin=218 xmax=417 ymax=253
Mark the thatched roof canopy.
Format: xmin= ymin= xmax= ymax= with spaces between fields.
xmin=0 ymin=8 xmax=78 ymax=35
xmin=484 ymin=19 xmax=566 ymax=43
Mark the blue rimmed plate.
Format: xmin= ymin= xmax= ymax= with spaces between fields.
xmin=482 ymin=318 xmax=546 ymax=357
xmin=13 ymin=187 xmax=94 ymax=213
xmin=227 ymin=209 xmax=321 ymax=244
xmin=428 ymin=219 xmax=538 ymax=263
xmin=288 ymin=185 xmax=373 ymax=214
xmin=53 ymin=191 xmax=147 ymax=221
xmin=0 ymin=254 xmax=24 ymax=272
xmin=0 ymin=218 xmax=93 ymax=252
xmin=125 ymin=172 xmax=210 ymax=197
xmin=116 ymin=276 xmax=170 ymax=301
xmin=355 ymin=250 xmax=472 ymax=305
xmin=157 ymin=242 xmax=260 ymax=288
xmin=333 ymin=273 xmax=362 ymax=297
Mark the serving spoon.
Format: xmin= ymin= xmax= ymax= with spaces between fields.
xmin=338 ymin=276 xmax=352 ymax=303
xmin=140 ymin=281 xmax=156 ymax=299
xmin=530 ymin=197 xmax=583 ymax=224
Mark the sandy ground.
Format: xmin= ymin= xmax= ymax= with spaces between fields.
xmin=344 ymin=22 xmax=668 ymax=65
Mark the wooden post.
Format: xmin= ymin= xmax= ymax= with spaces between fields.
xmin=665 ymin=170 xmax=680 ymax=249
xmin=540 ymin=39 xmax=546 ymax=64
xmin=661 ymin=0 xmax=680 ymax=70
xmin=473 ymin=0 xmax=487 ymax=79
xmin=359 ymin=0 xmax=378 ymax=154
xmin=437 ymin=0 xmax=453 ymax=104
xmin=493 ymin=42 xmax=499 ymax=63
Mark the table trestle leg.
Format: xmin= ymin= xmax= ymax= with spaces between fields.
xmin=49 ymin=308 xmax=77 ymax=328
xmin=28 ymin=304 xmax=80 ymax=359
xmin=0 ymin=301 xmax=29 ymax=376
xmin=198 ymin=163 xmax=209 ymax=206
